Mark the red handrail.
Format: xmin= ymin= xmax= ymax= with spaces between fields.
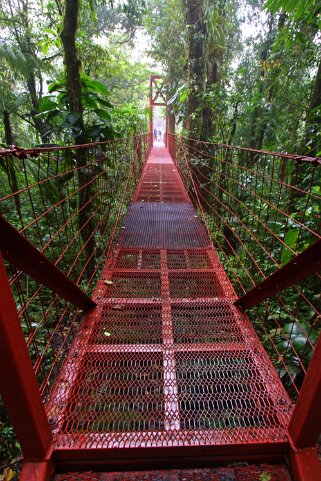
xmin=0 ymin=216 xmax=96 ymax=311
xmin=235 ymin=238 xmax=321 ymax=309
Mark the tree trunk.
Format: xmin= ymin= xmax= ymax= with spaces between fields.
xmin=61 ymin=0 xmax=95 ymax=280
xmin=3 ymin=110 xmax=13 ymax=145
xmin=201 ymin=48 xmax=223 ymax=141
xmin=27 ymin=74 xmax=50 ymax=144
xmin=185 ymin=0 xmax=205 ymax=139
xmin=228 ymin=100 xmax=240 ymax=145
xmin=303 ymin=59 xmax=321 ymax=156
xmin=3 ymin=110 xmax=21 ymax=217
xmin=248 ymin=15 xmax=274 ymax=154
xmin=61 ymin=0 xmax=85 ymax=143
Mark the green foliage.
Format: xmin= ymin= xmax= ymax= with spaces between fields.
xmin=37 ymin=74 xmax=116 ymax=141
xmin=0 ymin=1 xmax=150 ymax=465
xmin=0 ymin=403 xmax=20 ymax=463
xmin=110 ymin=103 xmax=147 ymax=135
xmin=281 ymin=228 xmax=299 ymax=265
xmin=144 ymin=0 xmax=186 ymax=100
xmin=264 ymin=0 xmax=321 ymax=24
xmin=0 ymin=0 xmax=149 ymax=146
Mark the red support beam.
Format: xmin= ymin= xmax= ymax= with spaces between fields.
xmin=0 ymin=216 xmax=95 ymax=311
xmin=0 ymin=252 xmax=53 ymax=460
xmin=289 ymin=448 xmax=321 ymax=481
xmin=288 ymin=333 xmax=321 ymax=448
xmin=20 ymin=462 xmax=54 ymax=481
xmin=235 ymin=238 xmax=321 ymax=309
xmin=149 ymin=76 xmax=153 ymax=138
xmin=150 ymin=75 xmax=166 ymax=107
xmin=149 ymin=75 xmax=167 ymax=144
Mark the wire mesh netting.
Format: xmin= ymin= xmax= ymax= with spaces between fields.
xmin=45 ymin=146 xmax=292 ymax=451
xmin=169 ymin=135 xmax=321 ymax=399
xmin=0 ymin=135 xmax=151 ymax=398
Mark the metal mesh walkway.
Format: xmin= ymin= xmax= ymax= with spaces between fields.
xmin=47 ymin=147 xmax=292 ymax=456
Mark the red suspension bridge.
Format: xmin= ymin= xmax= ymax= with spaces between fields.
xmin=0 ymin=78 xmax=321 ymax=481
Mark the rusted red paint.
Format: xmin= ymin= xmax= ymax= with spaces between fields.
xmin=288 ymin=332 xmax=321 ymax=448
xmin=46 ymin=147 xmax=292 ymax=457
xmin=0 ymin=253 xmax=52 ymax=460
xmin=1 ymin=135 xmax=321 ymax=479
xmin=0 ymin=216 xmax=95 ymax=311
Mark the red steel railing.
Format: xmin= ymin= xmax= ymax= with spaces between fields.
xmin=1 ymin=133 xmax=321 ymax=481
xmin=169 ymin=134 xmax=321 ymax=400
xmin=0 ymin=134 xmax=151 ymax=399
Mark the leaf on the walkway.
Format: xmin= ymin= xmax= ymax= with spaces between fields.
xmin=0 ymin=468 xmax=14 ymax=481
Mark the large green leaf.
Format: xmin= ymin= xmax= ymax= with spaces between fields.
xmin=95 ymin=109 xmax=111 ymax=121
xmin=48 ymin=80 xmax=66 ymax=93
xmin=39 ymin=96 xmax=58 ymax=113
xmin=281 ymin=229 xmax=299 ymax=265
xmin=264 ymin=0 xmax=314 ymax=20
xmin=97 ymin=97 xmax=113 ymax=109
xmin=81 ymin=74 xmax=110 ymax=96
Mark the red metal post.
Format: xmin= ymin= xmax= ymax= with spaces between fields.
xmin=165 ymin=100 xmax=169 ymax=148
xmin=0 ymin=252 xmax=53 ymax=460
xmin=289 ymin=448 xmax=321 ymax=481
xmin=149 ymin=76 xmax=153 ymax=141
xmin=288 ymin=332 xmax=321 ymax=448
xmin=235 ymin=238 xmax=321 ymax=309
xmin=149 ymin=75 xmax=167 ymax=146
xmin=0 ymin=216 xmax=96 ymax=311
xmin=20 ymin=461 xmax=54 ymax=481
xmin=287 ymin=328 xmax=321 ymax=480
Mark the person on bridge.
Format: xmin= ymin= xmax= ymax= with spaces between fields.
xmin=153 ymin=128 xmax=158 ymax=142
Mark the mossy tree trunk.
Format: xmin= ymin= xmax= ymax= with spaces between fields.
xmin=61 ymin=0 xmax=95 ymax=280
xmin=185 ymin=0 xmax=205 ymax=139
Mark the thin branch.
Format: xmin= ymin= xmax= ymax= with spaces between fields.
xmin=0 ymin=17 xmax=20 ymax=22
xmin=42 ymin=52 xmax=61 ymax=62
xmin=16 ymin=112 xmax=36 ymax=127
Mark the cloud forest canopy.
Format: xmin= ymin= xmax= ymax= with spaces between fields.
xmin=0 ymin=0 xmax=321 ymax=473
xmin=0 ymin=0 xmax=320 ymax=156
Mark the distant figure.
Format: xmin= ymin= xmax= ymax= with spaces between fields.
xmin=158 ymin=129 xmax=162 ymax=142
xmin=153 ymin=128 xmax=158 ymax=142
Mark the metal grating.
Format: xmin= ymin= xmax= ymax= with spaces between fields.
xmin=167 ymin=250 xmax=212 ymax=269
xmin=176 ymin=351 xmax=279 ymax=430
xmin=90 ymin=303 xmax=163 ymax=345
xmin=47 ymin=146 xmax=292 ymax=454
xmin=114 ymin=249 xmax=161 ymax=270
xmin=133 ymin=157 xmax=190 ymax=203
xmin=62 ymin=352 xmax=165 ymax=433
xmin=98 ymin=272 xmax=162 ymax=299
xmin=171 ymin=302 xmax=244 ymax=344
xmin=169 ymin=272 xmax=225 ymax=298
xmin=119 ymin=203 xmax=211 ymax=248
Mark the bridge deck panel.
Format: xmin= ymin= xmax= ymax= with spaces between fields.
xmin=47 ymin=147 xmax=292 ymax=454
